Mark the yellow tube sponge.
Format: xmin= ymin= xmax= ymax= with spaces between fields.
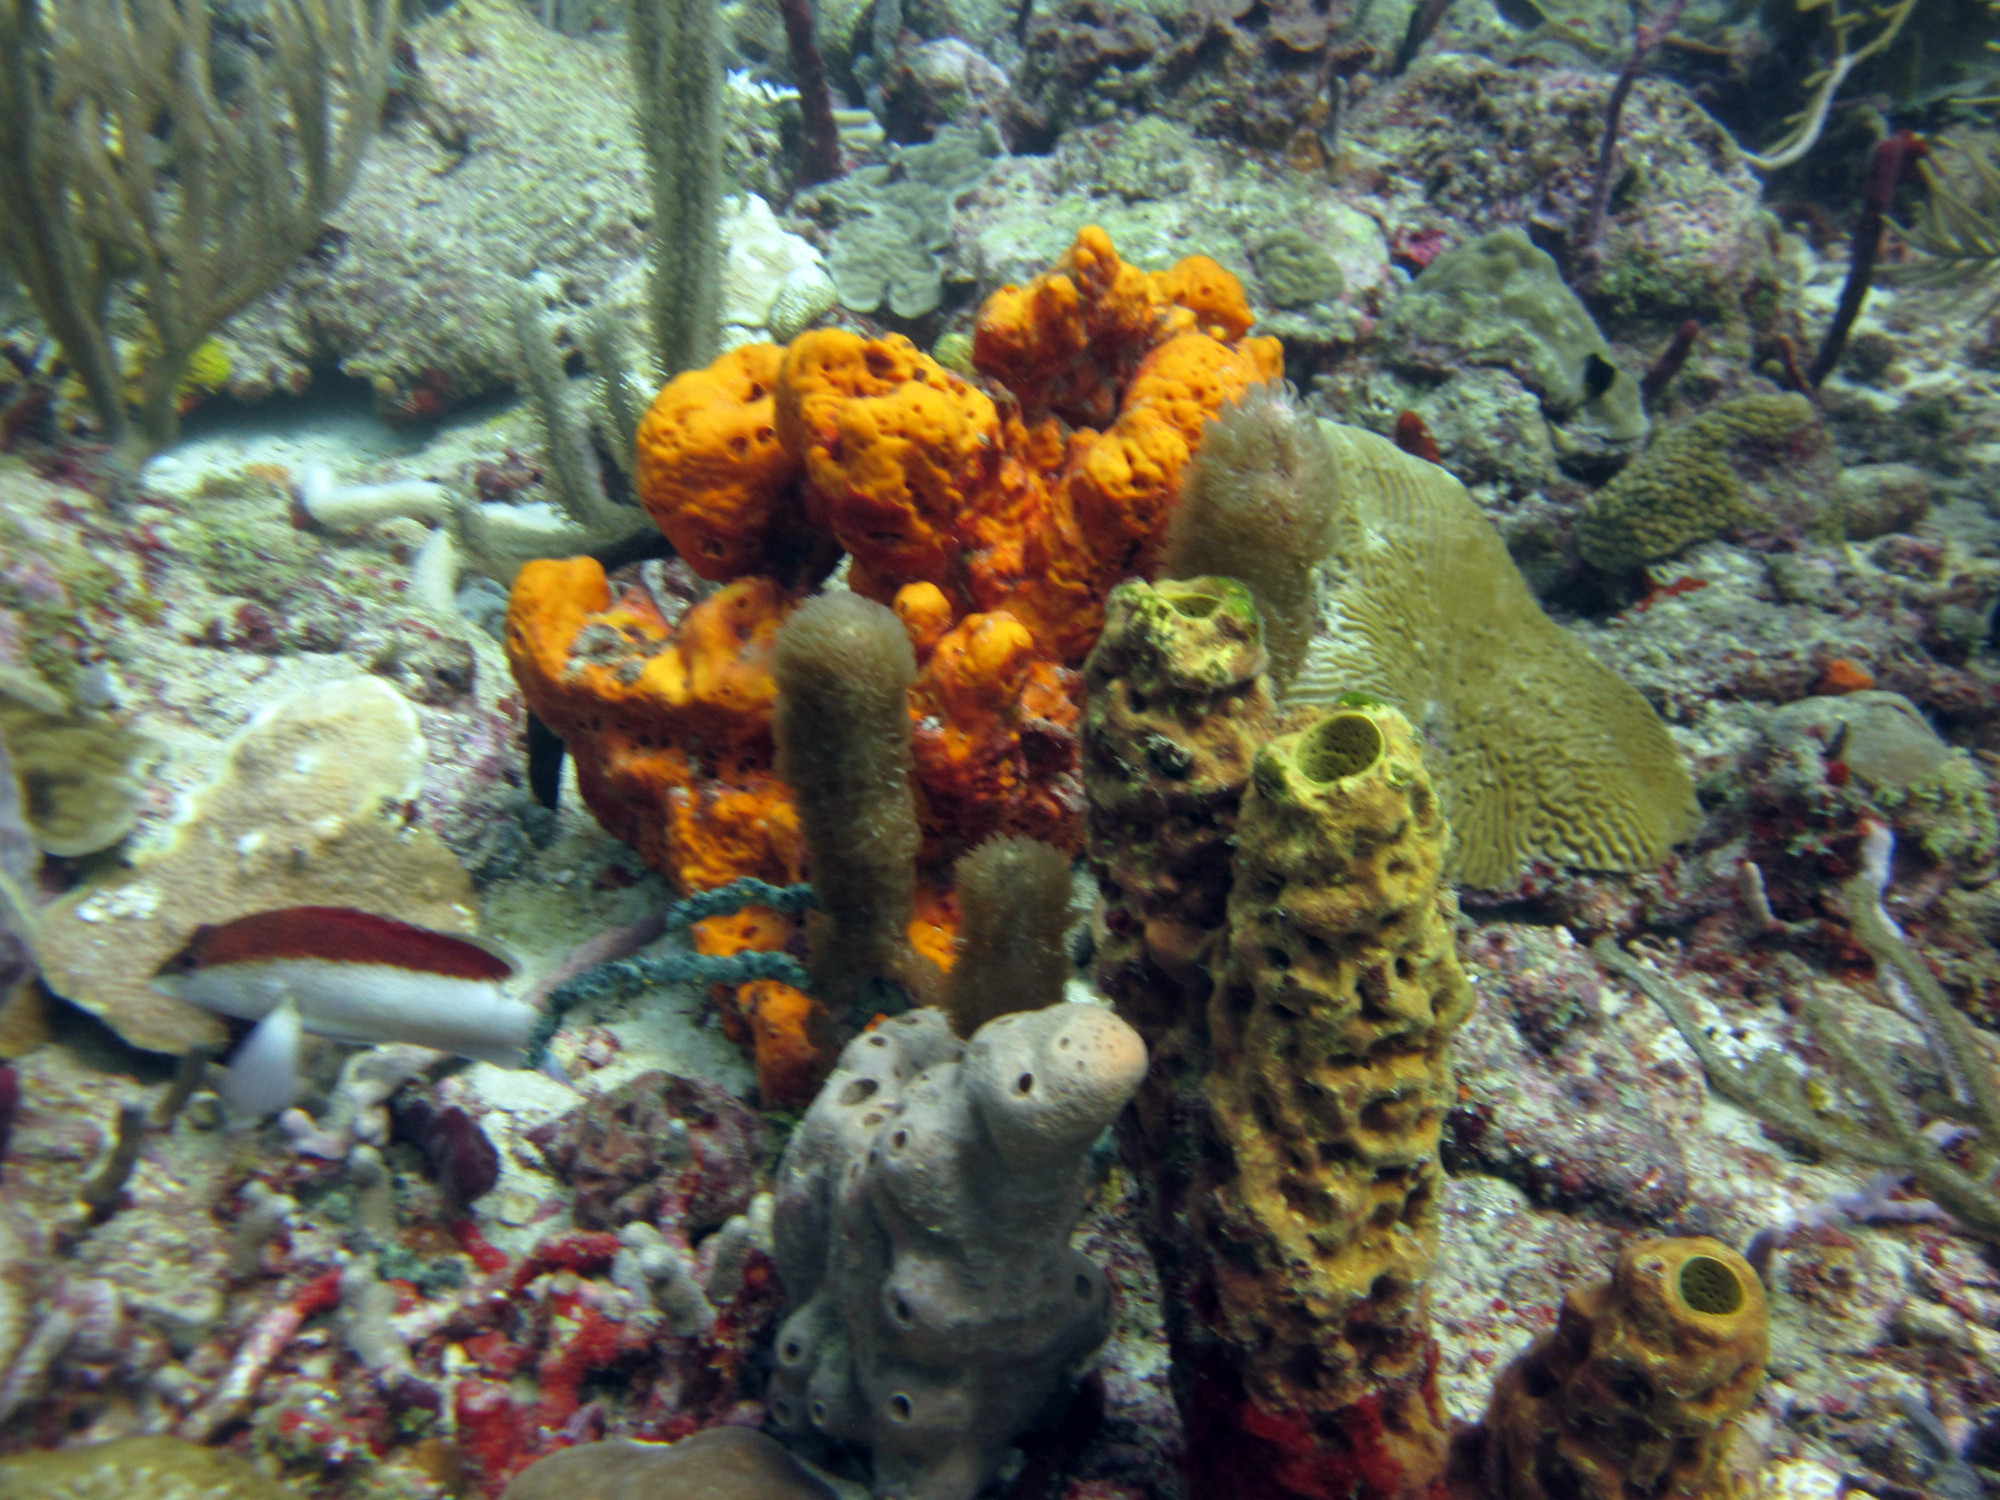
xmin=1195 ymin=703 xmax=1475 ymax=1496
xmin=1480 ymin=1237 xmax=1770 ymax=1500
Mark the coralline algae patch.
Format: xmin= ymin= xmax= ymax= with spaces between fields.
xmin=0 ymin=1019 xmax=1179 ymax=1500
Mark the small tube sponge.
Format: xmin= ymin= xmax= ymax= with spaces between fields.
xmin=1163 ymin=382 xmax=1340 ymax=690
xmin=1480 ymin=1236 xmax=1769 ymax=1500
xmin=943 ymin=835 xmax=1075 ymax=1036
xmin=773 ymin=592 xmax=931 ymax=1015
xmin=769 ymin=1002 xmax=1146 ymax=1500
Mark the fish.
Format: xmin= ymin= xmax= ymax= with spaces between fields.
xmin=153 ymin=906 xmax=538 ymax=1120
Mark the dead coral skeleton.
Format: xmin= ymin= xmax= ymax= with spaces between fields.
xmin=1598 ymin=821 xmax=2000 ymax=1240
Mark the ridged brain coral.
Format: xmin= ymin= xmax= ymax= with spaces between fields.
xmin=1292 ymin=421 xmax=1700 ymax=887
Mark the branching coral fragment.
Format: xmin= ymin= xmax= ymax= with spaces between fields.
xmin=1898 ymin=134 xmax=2000 ymax=315
xmin=1595 ymin=831 xmax=2000 ymax=1241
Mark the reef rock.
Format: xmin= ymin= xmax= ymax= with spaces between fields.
xmin=0 ymin=1437 xmax=303 ymax=1499
xmin=501 ymin=1429 xmax=836 ymax=1500
xmin=35 ymin=676 xmax=477 ymax=1054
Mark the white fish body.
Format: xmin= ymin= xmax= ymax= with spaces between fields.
xmin=156 ymin=956 xmax=535 ymax=1065
xmin=152 ymin=907 xmax=537 ymax=1121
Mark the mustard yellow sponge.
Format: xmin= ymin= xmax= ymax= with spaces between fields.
xmin=1575 ymin=393 xmax=1816 ymax=572
xmin=1480 ymin=1236 xmax=1769 ymax=1500
xmin=1190 ymin=703 xmax=1474 ymax=1497
xmin=1083 ymin=577 xmax=1280 ymax=1026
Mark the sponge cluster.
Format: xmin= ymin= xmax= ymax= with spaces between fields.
xmin=769 ymin=1003 xmax=1146 ymax=1500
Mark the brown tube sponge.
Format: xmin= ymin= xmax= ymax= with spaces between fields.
xmin=1161 ymin=382 xmax=1338 ymax=691
xmin=1480 ymin=1236 xmax=1769 ymax=1500
xmin=944 ymin=834 xmax=1074 ymax=1036
xmin=773 ymin=592 xmax=930 ymax=1015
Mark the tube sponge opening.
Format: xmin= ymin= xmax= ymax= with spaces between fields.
xmin=1162 ymin=382 xmax=1338 ymax=691
xmin=773 ymin=592 xmax=931 ymax=1016
xmin=945 ymin=835 xmax=1076 ymax=1036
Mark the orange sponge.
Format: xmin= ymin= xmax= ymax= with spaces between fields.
xmin=777 ymin=330 xmax=1003 ymax=603
xmin=972 ymin=225 xmax=1261 ymax=429
xmin=1153 ymin=255 xmax=1256 ymax=341
xmin=507 ymin=563 xmax=839 ymax=1102
xmin=506 ymin=562 xmax=800 ymax=885
xmin=893 ymin=581 xmax=955 ymax=660
xmin=508 ymin=227 xmax=1277 ymax=1102
xmin=635 ymin=344 xmax=799 ymax=581
xmin=909 ymin=610 xmax=1085 ymax=860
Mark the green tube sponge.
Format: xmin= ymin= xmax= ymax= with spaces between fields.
xmin=627 ymin=0 xmax=724 ymax=375
xmin=1162 ymin=382 xmax=1339 ymax=691
xmin=944 ymin=834 xmax=1074 ymax=1036
xmin=773 ymin=592 xmax=933 ymax=1016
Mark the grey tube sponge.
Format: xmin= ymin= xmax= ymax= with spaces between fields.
xmin=769 ymin=1003 xmax=1146 ymax=1500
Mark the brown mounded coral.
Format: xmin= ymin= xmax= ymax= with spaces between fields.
xmin=1476 ymin=1237 xmax=1769 ymax=1500
xmin=1575 ymin=393 xmax=1817 ymax=573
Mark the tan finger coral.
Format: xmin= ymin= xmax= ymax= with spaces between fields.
xmin=1293 ymin=421 xmax=1699 ymax=887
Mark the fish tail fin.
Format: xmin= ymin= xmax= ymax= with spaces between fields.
xmin=223 ymin=996 xmax=303 ymax=1124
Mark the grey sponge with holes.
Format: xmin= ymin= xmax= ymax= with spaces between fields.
xmin=768 ymin=1003 xmax=1147 ymax=1500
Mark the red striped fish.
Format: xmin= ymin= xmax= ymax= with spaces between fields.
xmin=154 ymin=907 xmax=535 ymax=1120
